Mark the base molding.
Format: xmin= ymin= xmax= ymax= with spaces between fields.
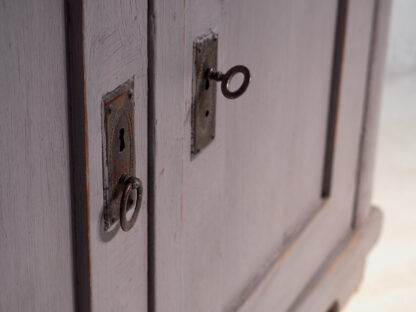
xmin=289 ymin=207 xmax=382 ymax=312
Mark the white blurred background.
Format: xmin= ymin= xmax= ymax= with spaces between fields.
xmin=345 ymin=0 xmax=416 ymax=310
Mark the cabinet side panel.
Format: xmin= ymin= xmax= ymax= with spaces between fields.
xmin=0 ymin=1 xmax=75 ymax=311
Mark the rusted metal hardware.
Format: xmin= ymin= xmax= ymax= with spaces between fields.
xmin=192 ymin=32 xmax=218 ymax=158
xmin=119 ymin=175 xmax=143 ymax=232
xmin=191 ymin=31 xmax=251 ymax=158
xmin=102 ymin=79 xmax=141 ymax=232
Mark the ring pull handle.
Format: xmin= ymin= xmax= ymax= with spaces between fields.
xmin=207 ymin=65 xmax=251 ymax=99
xmin=119 ymin=175 xmax=143 ymax=232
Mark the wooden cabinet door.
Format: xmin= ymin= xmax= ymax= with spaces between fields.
xmin=151 ymin=0 xmax=380 ymax=311
xmin=1 ymin=1 xmax=149 ymax=311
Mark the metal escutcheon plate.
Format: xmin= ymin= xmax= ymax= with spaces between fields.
xmin=191 ymin=31 xmax=218 ymax=158
xmin=102 ymin=79 xmax=135 ymax=231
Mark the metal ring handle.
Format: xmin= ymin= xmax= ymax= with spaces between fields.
xmin=221 ymin=65 xmax=250 ymax=99
xmin=120 ymin=176 xmax=143 ymax=231
xmin=208 ymin=65 xmax=251 ymax=99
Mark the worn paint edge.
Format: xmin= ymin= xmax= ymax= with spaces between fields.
xmin=287 ymin=207 xmax=383 ymax=312
xmin=224 ymin=200 xmax=330 ymax=312
xmin=226 ymin=203 xmax=381 ymax=312
xmin=65 ymin=0 xmax=92 ymax=311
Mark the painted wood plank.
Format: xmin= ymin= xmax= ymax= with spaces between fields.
xmin=0 ymin=1 xmax=74 ymax=311
xmin=353 ymin=0 xmax=393 ymax=228
xmin=67 ymin=0 xmax=148 ymax=311
xmin=148 ymin=0 xmax=186 ymax=311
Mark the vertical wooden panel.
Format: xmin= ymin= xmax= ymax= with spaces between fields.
xmin=149 ymin=0 xmax=186 ymax=311
xmin=0 ymin=1 xmax=74 ymax=311
xmin=353 ymin=0 xmax=392 ymax=227
xmin=67 ymin=0 xmax=148 ymax=311
xmin=235 ymin=1 xmax=378 ymax=307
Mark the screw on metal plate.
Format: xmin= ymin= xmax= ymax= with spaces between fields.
xmin=102 ymin=79 xmax=143 ymax=232
xmin=191 ymin=32 xmax=251 ymax=158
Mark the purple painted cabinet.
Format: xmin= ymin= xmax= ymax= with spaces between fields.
xmin=0 ymin=0 xmax=391 ymax=311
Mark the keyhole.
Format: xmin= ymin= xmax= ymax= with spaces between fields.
xmin=119 ymin=128 xmax=125 ymax=152
xmin=205 ymin=79 xmax=210 ymax=90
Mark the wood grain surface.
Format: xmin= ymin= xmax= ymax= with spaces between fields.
xmin=0 ymin=0 xmax=389 ymax=310
xmin=67 ymin=0 xmax=148 ymax=311
xmin=290 ymin=207 xmax=383 ymax=312
xmin=150 ymin=0 xmax=378 ymax=311
xmin=0 ymin=1 xmax=74 ymax=311
xmin=353 ymin=0 xmax=393 ymax=228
